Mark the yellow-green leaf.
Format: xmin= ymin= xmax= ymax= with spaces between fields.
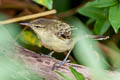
xmin=69 ymin=66 xmax=85 ymax=80
xmin=18 ymin=31 xmax=42 ymax=47
xmin=33 ymin=0 xmax=53 ymax=10
xmin=55 ymin=71 xmax=73 ymax=80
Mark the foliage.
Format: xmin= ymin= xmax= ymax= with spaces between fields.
xmin=78 ymin=0 xmax=120 ymax=34
xmin=56 ymin=71 xmax=73 ymax=80
xmin=18 ymin=31 xmax=42 ymax=47
xmin=69 ymin=66 xmax=85 ymax=80
xmin=56 ymin=66 xmax=85 ymax=80
xmin=1 ymin=0 xmax=120 ymax=80
xmin=0 ymin=26 xmax=44 ymax=80
xmin=32 ymin=0 xmax=53 ymax=9
xmin=109 ymin=3 xmax=120 ymax=33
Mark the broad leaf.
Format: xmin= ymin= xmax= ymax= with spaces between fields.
xmin=18 ymin=31 xmax=42 ymax=47
xmin=91 ymin=0 xmax=118 ymax=8
xmin=94 ymin=19 xmax=110 ymax=35
xmin=86 ymin=18 xmax=95 ymax=26
xmin=33 ymin=0 xmax=53 ymax=9
xmin=77 ymin=2 xmax=106 ymax=20
xmin=109 ymin=3 xmax=120 ymax=33
xmin=69 ymin=66 xmax=85 ymax=80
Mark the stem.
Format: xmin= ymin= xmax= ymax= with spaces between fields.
xmin=0 ymin=10 xmax=56 ymax=24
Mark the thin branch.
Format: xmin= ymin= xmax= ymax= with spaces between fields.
xmin=0 ymin=10 xmax=56 ymax=24
xmin=15 ymin=44 xmax=120 ymax=80
xmin=57 ymin=0 xmax=91 ymax=18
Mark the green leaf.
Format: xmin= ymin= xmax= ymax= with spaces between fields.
xmin=18 ymin=31 xmax=42 ymax=47
xmin=91 ymin=0 xmax=118 ymax=8
xmin=109 ymin=3 xmax=120 ymax=33
xmin=77 ymin=2 xmax=106 ymax=20
xmin=69 ymin=66 xmax=85 ymax=80
xmin=94 ymin=19 xmax=110 ymax=35
xmin=55 ymin=71 xmax=73 ymax=80
xmin=86 ymin=18 xmax=95 ymax=26
xmin=33 ymin=0 xmax=53 ymax=10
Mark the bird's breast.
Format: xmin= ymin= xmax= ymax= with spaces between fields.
xmin=36 ymin=31 xmax=74 ymax=52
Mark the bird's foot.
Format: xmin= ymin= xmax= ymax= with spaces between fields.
xmin=48 ymin=51 xmax=54 ymax=57
xmin=52 ymin=60 xmax=71 ymax=70
xmin=52 ymin=50 xmax=72 ymax=70
xmin=41 ymin=51 xmax=54 ymax=58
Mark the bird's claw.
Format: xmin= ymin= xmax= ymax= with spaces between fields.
xmin=52 ymin=60 xmax=71 ymax=70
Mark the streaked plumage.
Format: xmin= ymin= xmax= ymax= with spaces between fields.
xmin=20 ymin=18 xmax=74 ymax=53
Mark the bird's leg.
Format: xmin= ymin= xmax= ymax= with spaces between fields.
xmin=48 ymin=51 xmax=54 ymax=57
xmin=41 ymin=51 xmax=54 ymax=57
xmin=62 ymin=50 xmax=71 ymax=64
xmin=52 ymin=50 xmax=72 ymax=70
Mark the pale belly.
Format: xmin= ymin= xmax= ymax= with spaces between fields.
xmin=37 ymin=31 xmax=74 ymax=52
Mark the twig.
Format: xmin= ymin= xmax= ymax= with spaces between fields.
xmin=58 ymin=0 xmax=91 ymax=18
xmin=0 ymin=10 xmax=56 ymax=24
xmin=0 ymin=0 xmax=42 ymax=12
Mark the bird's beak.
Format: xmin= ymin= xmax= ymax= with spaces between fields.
xmin=20 ymin=23 xmax=35 ymax=29
xmin=20 ymin=23 xmax=31 ymax=26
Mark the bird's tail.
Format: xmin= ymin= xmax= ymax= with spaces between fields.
xmin=90 ymin=35 xmax=109 ymax=40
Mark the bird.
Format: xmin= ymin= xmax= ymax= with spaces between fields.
xmin=20 ymin=18 xmax=109 ymax=68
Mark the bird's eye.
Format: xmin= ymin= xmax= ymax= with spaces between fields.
xmin=34 ymin=26 xmax=40 ymax=28
xmin=61 ymin=34 xmax=66 ymax=39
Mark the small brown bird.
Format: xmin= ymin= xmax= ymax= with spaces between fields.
xmin=21 ymin=18 xmax=74 ymax=51
xmin=20 ymin=18 xmax=109 ymax=67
